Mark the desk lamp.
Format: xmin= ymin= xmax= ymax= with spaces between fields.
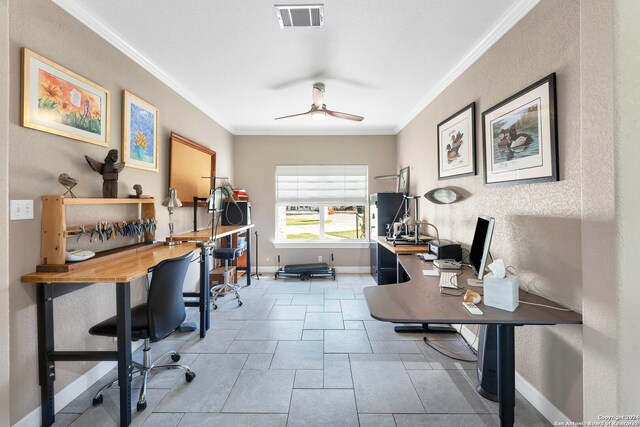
xmin=163 ymin=188 xmax=182 ymax=246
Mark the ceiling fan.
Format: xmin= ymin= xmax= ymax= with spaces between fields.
xmin=275 ymin=82 xmax=364 ymax=122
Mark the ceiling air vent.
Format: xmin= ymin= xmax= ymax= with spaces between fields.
xmin=275 ymin=5 xmax=324 ymax=29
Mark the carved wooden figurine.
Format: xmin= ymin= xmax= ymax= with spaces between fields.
xmin=85 ymin=149 xmax=125 ymax=198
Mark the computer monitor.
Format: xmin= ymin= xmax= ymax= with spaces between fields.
xmin=468 ymin=216 xmax=495 ymax=280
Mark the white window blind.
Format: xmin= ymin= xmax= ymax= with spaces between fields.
xmin=276 ymin=165 xmax=368 ymax=205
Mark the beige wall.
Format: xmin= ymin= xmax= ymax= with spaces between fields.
xmin=1 ymin=0 xmax=11 ymax=425
xmin=397 ymin=0 xmax=583 ymax=420
xmin=580 ymin=0 xmax=617 ymax=419
xmin=233 ymin=135 xmax=396 ymax=269
xmin=615 ymin=0 xmax=640 ymax=413
xmin=8 ymin=0 xmax=233 ymax=423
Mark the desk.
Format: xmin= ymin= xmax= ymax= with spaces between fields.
xmin=364 ymin=254 xmax=582 ymax=427
xmin=22 ymin=244 xmax=199 ymax=427
xmin=375 ymin=236 xmax=430 ymax=283
xmin=170 ymin=224 xmax=255 ymax=285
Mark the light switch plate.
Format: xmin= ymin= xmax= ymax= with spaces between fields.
xmin=10 ymin=200 xmax=34 ymax=220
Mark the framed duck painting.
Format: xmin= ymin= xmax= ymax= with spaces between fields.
xmin=437 ymin=102 xmax=476 ymax=180
xmin=482 ymin=73 xmax=558 ymax=185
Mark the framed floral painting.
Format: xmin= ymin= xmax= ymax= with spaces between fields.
xmin=122 ymin=90 xmax=159 ymax=172
xmin=21 ymin=48 xmax=110 ymax=147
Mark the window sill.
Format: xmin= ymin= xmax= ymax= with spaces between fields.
xmin=273 ymin=240 xmax=370 ymax=249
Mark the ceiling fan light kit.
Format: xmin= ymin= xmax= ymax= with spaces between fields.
xmin=275 ymin=82 xmax=364 ymax=122
xmin=311 ymin=110 xmax=326 ymax=121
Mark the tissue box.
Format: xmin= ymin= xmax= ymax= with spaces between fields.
xmin=483 ymin=273 xmax=519 ymax=312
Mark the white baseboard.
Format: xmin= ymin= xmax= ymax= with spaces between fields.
xmin=515 ymin=372 xmax=571 ymax=424
xmin=15 ymin=341 xmax=143 ymax=427
xmin=253 ymin=266 xmax=370 ymax=275
xmin=457 ymin=326 xmax=572 ymax=424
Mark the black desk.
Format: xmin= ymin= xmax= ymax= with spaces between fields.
xmin=363 ymin=254 xmax=582 ymax=427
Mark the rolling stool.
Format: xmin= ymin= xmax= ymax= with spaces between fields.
xmin=211 ymin=247 xmax=243 ymax=310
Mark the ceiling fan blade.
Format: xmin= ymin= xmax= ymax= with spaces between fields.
xmin=324 ymin=108 xmax=364 ymax=122
xmin=274 ymin=106 xmax=314 ymax=120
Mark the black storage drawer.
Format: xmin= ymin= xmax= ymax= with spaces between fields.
xmin=369 ymin=192 xmax=404 ymax=285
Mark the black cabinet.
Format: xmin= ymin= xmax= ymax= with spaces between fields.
xmin=369 ymin=192 xmax=404 ymax=285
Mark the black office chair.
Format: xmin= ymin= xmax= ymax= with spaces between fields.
xmin=211 ymin=247 xmax=244 ymax=310
xmin=88 ymin=251 xmax=196 ymax=411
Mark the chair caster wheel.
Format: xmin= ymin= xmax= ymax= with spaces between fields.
xmin=92 ymin=395 xmax=103 ymax=406
xmin=238 ymin=300 xmax=243 ymax=307
xmin=136 ymin=401 xmax=147 ymax=411
xmin=213 ymin=304 xmax=218 ymax=310
xmin=186 ymin=371 xmax=196 ymax=382
xmin=171 ymin=353 xmax=181 ymax=362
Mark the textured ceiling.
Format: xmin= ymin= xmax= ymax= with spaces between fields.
xmin=57 ymin=0 xmax=535 ymax=135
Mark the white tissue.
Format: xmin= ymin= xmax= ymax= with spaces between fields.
xmin=488 ymin=259 xmax=506 ymax=279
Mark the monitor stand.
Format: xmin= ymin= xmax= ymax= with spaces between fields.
xmin=394 ymin=323 xmax=457 ymax=334
xmin=467 ymin=278 xmax=484 ymax=287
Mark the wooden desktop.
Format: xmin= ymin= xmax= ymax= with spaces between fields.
xmin=23 ymin=243 xmax=200 ymax=427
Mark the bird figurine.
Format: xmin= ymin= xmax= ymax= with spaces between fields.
xmin=85 ymin=149 xmax=125 ymax=198
xmin=58 ymin=173 xmax=79 ymax=198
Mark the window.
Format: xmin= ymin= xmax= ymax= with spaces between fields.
xmin=275 ymin=165 xmax=368 ymax=245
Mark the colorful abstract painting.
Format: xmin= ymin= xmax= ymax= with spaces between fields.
xmin=22 ymin=48 xmax=110 ymax=146
xmin=122 ymin=91 xmax=159 ymax=172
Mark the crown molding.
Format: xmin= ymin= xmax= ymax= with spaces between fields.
xmin=51 ymin=0 xmax=234 ymax=134
xmin=394 ymin=0 xmax=541 ymax=134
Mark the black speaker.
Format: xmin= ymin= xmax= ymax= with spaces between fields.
xmin=476 ymin=324 xmax=498 ymax=401
xmin=222 ymin=201 xmax=251 ymax=225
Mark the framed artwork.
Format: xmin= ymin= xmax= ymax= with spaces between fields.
xmin=21 ymin=48 xmax=110 ymax=147
xmin=482 ymin=73 xmax=558 ymax=185
xmin=398 ymin=166 xmax=410 ymax=194
xmin=437 ymin=102 xmax=476 ymax=180
xmin=122 ymin=90 xmax=159 ymax=171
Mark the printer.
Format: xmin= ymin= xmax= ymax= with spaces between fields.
xmin=428 ymin=239 xmax=462 ymax=261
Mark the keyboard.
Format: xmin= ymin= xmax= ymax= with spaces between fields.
xmin=439 ymin=271 xmax=459 ymax=289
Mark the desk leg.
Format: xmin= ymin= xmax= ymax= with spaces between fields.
xmin=497 ymin=324 xmax=515 ymax=427
xmin=37 ymin=284 xmax=55 ymax=426
xmin=200 ymin=248 xmax=210 ymax=337
xmin=246 ymin=229 xmax=252 ymax=286
xmin=116 ymin=283 xmax=132 ymax=427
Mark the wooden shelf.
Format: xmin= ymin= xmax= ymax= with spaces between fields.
xmin=40 ymin=195 xmax=157 ymax=266
xmin=61 ymin=197 xmax=155 ymax=205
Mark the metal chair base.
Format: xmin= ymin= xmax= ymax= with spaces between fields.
xmin=92 ymin=339 xmax=195 ymax=411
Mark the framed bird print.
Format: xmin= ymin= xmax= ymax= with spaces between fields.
xmin=21 ymin=48 xmax=110 ymax=147
xmin=122 ymin=90 xmax=159 ymax=172
xmin=437 ymin=102 xmax=476 ymax=180
xmin=482 ymin=73 xmax=558 ymax=185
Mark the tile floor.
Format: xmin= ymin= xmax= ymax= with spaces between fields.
xmin=57 ymin=274 xmax=551 ymax=427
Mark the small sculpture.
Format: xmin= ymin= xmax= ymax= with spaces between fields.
xmin=133 ymin=184 xmax=143 ymax=197
xmin=58 ymin=173 xmax=79 ymax=198
xmin=85 ymin=149 xmax=125 ymax=198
